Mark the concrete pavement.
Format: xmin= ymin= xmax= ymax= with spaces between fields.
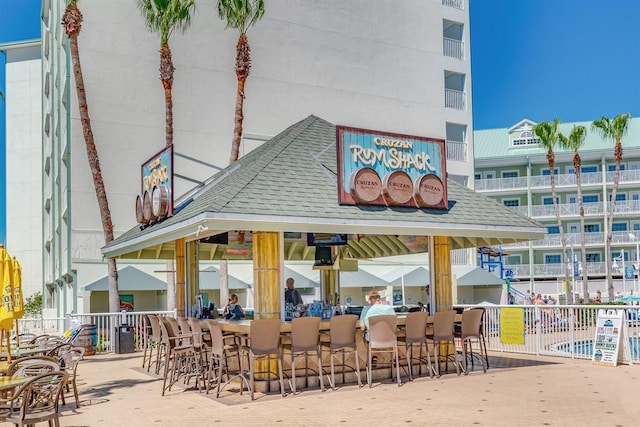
xmin=54 ymin=351 xmax=639 ymax=427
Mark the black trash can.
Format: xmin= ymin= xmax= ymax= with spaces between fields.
xmin=115 ymin=324 xmax=135 ymax=354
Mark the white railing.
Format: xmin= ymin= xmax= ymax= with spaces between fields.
xmin=462 ymin=304 xmax=640 ymax=364
xmin=445 ymin=88 xmax=465 ymax=110
xmin=18 ymin=311 xmax=174 ymax=353
xmin=504 ymin=230 xmax=639 ymax=249
xmin=476 ymin=169 xmax=640 ymax=193
xmin=446 ymin=139 xmax=467 ymax=162
xmin=442 ymin=0 xmax=464 ymax=10
xmin=443 ymin=37 xmax=464 ymax=60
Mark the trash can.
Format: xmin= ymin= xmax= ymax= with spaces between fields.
xmin=115 ymin=324 xmax=135 ymax=354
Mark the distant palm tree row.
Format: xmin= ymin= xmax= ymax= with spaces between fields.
xmin=533 ymin=113 xmax=631 ymax=303
xmin=62 ymin=0 xmax=265 ymax=311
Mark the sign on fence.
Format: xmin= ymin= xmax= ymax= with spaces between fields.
xmin=591 ymin=309 xmax=631 ymax=367
xmin=500 ymin=307 xmax=525 ymax=345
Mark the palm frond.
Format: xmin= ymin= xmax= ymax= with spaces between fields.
xmin=217 ymin=0 xmax=265 ymax=33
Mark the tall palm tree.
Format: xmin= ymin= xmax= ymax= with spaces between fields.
xmin=534 ymin=119 xmax=573 ymax=303
xmin=217 ymin=0 xmax=265 ymax=163
xmin=592 ymin=113 xmax=632 ymax=300
xmin=62 ymin=0 xmax=119 ymax=312
xmin=559 ymin=125 xmax=588 ymax=302
xmin=136 ymin=0 xmax=196 ymax=147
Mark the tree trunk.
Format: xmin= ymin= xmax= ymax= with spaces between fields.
xmin=64 ymin=5 xmax=119 ymax=312
xmin=549 ymin=159 xmax=572 ymax=304
xmin=575 ymin=156 xmax=589 ymax=302
xmin=219 ymin=259 xmax=229 ymax=311
xmin=229 ymin=33 xmax=250 ymax=163
xmin=160 ymin=42 xmax=175 ymax=147
xmin=606 ymin=142 xmax=623 ymax=301
xmin=166 ymin=260 xmax=176 ymax=311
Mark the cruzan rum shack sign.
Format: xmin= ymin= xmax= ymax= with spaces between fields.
xmin=336 ymin=126 xmax=448 ymax=209
xmin=135 ymin=145 xmax=174 ymax=226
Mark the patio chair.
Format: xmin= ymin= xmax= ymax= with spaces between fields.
xmin=366 ymin=315 xmax=401 ymax=388
xmin=426 ymin=309 xmax=460 ymax=377
xmin=239 ymin=318 xmax=286 ymax=400
xmin=7 ymin=356 xmax=59 ymax=378
xmin=144 ymin=314 xmax=163 ymax=374
xmin=203 ymin=320 xmax=247 ymax=397
xmin=321 ymin=314 xmax=362 ymax=390
xmin=0 ymin=371 xmax=68 ymax=427
xmin=397 ymin=311 xmax=433 ymax=380
xmin=454 ymin=308 xmax=488 ymax=374
xmin=159 ymin=317 xmax=201 ymax=396
xmin=282 ymin=317 xmax=324 ymax=394
xmin=58 ymin=346 xmax=85 ymax=408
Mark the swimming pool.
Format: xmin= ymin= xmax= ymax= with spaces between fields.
xmin=554 ymin=337 xmax=640 ymax=359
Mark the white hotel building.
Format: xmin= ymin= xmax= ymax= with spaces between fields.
xmin=4 ymin=0 xmax=474 ymax=315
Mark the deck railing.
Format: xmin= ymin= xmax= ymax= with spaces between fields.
xmin=18 ymin=306 xmax=640 ymax=364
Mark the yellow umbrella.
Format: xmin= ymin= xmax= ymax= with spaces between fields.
xmin=0 ymin=244 xmax=14 ymax=361
xmin=0 ymin=245 xmax=14 ymax=330
xmin=12 ymin=257 xmax=23 ymax=320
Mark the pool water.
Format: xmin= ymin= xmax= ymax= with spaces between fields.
xmin=558 ymin=337 xmax=640 ymax=359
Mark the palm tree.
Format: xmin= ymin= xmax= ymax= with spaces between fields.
xmin=534 ymin=119 xmax=573 ymax=303
xmin=217 ymin=0 xmax=265 ymax=163
xmin=592 ymin=113 xmax=632 ymax=301
xmin=62 ymin=0 xmax=119 ymax=312
xmin=559 ymin=125 xmax=588 ymax=302
xmin=136 ymin=0 xmax=196 ymax=147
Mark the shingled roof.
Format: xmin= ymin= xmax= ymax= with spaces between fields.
xmin=103 ymin=115 xmax=545 ymax=259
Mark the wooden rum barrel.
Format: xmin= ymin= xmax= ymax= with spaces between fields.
xmin=382 ymin=170 xmax=413 ymax=205
xmin=74 ymin=324 xmax=97 ymax=356
xmin=142 ymin=190 xmax=154 ymax=223
xmin=135 ymin=194 xmax=146 ymax=224
xmin=151 ymin=185 xmax=169 ymax=219
xmin=349 ymin=167 xmax=382 ymax=204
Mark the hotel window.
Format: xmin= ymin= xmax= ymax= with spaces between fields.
xmin=608 ymin=164 xmax=625 ymax=171
xmin=543 ymin=197 xmax=559 ymax=205
xmin=583 ymin=195 xmax=598 ymax=203
xmin=503 ymin=199 xmax=519 ymax=207
xmin=612 ymin=222 xmax=627 ymax=232
xmin=502 ymin=171 xmax=518 ymax=178
xmin=542 ymin=168 xmax=560 ymax=176
xmin=547 ymin=226 xmax=560 ymax=234
xmin=586 ymin=253 xmax=601 ymax=263
xmin=608 ymin=193 xmax=626 ymax=201
xmin=584 ymin=224 xmax=600 ymax=233
xmin=545 ymin=254 xmax=562 ymax=264
xmin=474 ymin=173 xmax=482 ymax=180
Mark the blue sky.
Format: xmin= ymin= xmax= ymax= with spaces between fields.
xmin=470 ymin=0 xmax=640 ymax=129
xmin=0 ymin=1 xmax=639 ymax=243
xmin=0 ymin=0 xmax=41 ymax=244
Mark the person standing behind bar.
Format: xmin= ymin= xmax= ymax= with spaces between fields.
xmin=285 ymin=277 xmax=303 ymax=306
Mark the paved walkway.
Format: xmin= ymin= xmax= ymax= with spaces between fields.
xmin=53 ymin=351 xmax=639 ymax=427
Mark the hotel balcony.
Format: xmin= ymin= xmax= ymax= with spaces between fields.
xmin=442 ymin=0 xmax=464 ymax=9
xmin=446 ymin=139 xmax=467 ymax=162
xmin=503 ymin=230 xmax=640 ymax=250
xmin=505 ymin=262 xmax=607 ymax=280
xmin=475 ymin=169 xmax=640 ymax=192
xmin=508 ymin=200 xmax=640 ymax=220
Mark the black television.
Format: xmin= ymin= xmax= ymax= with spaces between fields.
xmin=200 ymin=232 xmax=228 ymax=245
xmin=314 ymin=245 xmax=334 ymax=266
xmin=307 ymin=233 xmax=348 ymax=246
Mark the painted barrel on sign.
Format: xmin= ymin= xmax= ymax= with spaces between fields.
xmin=74 ymin=324 xmax=98 ymax=356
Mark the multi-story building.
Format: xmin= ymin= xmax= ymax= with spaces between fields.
xmin=474 ymin=118 xmax=640 ymax=299
xmin=33 ymin=0 xmax=475 ymax=315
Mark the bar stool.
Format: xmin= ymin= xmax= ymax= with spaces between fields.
xmin=454 ymin=308 xmax=488 ymax=374
xmin=427 ymin=309 xmax=460 ymax=377
xmin=158 ymin=318 xmax=202 ymax=395
xmin=239 ymin=318 xmax=286 ymax=400
xmin=397 ymin=311 xmax=433 ymax=380
xmin=143 ymin=314 xmax=163 ymax=374
xmin=282 ymin=317 xmax=324 ymax=394
xmin=367 ymin=315 xmax=401 ymax=387
xmin=204 ymin=320 xmax=248 ymax=397
xmin=321 ymin=314 xmax=362 ymax=390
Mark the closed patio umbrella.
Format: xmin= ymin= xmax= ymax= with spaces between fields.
xmin=12 ymin=257 xmax=24 ymax=344
xmin=0 ymin=244 xmax=14 ymax=361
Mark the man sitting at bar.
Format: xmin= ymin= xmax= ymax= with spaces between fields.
xmin=360 ymin=291 xmax=395 ymax=366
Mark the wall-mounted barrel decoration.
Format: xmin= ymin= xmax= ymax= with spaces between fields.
xmin=151 ymin=185 xmax=169 ymax=219
xmin=414 ymin=174 xmax=445 ymax=208
xmin=349 ymin=167 xmax=382 ymax=204
xmin=382 ymin=170 xmax=413 ymax=205
xmin=135 ymin=194 xmax=146 ymax=224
